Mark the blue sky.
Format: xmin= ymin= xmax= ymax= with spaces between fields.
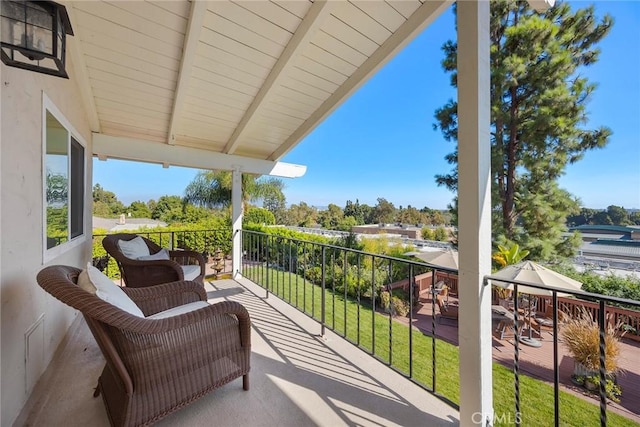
xmin=94 ymin=1 xmax=640 ymax=210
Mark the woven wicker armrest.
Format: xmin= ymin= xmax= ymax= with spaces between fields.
xmin=123 ymin=280 xmax=207 ymax=316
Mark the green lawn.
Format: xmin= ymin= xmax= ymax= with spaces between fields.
xmin=243 ymin=265 xmax=638 ymax=427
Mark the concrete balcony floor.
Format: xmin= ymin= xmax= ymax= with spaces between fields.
xmin=16 ymin=277 xmax=459 ymax=426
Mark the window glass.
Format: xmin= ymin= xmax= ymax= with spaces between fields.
xmin=70 ymin=137 xmax=84 ymax=239
xmin=45 ymin=111 xmax=68 ymax=248
xmin=44 ymin=109 xmax=84 ymax=250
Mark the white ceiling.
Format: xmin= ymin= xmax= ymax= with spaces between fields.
xmin=65 ymin=0 xmax=452 ymax=176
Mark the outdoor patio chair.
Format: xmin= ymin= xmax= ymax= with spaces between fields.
xmin=102 ymin=233 xmax=206 ymax=287
xmin=429 ymin=280 xmax=446 ymax=295
xmin=436 ymin=294 xmax=458 ymax=324
xmin=36 ymin=264 xmax=251 ymax=427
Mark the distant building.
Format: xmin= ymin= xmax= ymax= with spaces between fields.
xmin=569 ymin=224 xmax=640 ymax=262
xmin=351 ymin=224 xmax=423 ymax=239
xmin=93 ymin=216 xmax=167 ymax=232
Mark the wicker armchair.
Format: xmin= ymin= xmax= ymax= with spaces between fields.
xmin=36 ymin=265 xmax=251 ymax=427
xmin=102 ymin=233 xmax=206 ymax=287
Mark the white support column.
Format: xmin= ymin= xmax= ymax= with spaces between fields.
xmin=231 ymin=168 xmax=243 ymax=277
xmin=457 ymin=1 xmax=493 ymax=426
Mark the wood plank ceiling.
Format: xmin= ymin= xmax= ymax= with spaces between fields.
xmin=67 ymin=0 xmax=451 ymax=172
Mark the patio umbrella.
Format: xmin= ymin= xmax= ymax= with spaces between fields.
xmin=490 ymin=260 xmax=582 ymax=347
xmin=405 ymin=249 xmax=459 ymax=271
xmin=490 ymin=261 xmax=582 ymax=296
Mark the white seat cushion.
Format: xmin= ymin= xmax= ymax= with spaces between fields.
xmin=147 ymin=301 xmax=209 ymax=319
xmin=182 ymin=265 xmax=201 ymax=281
xmin=117 ymin=236 xmax=150 ymax=259
xmin=85 ymin=263 xmax=144 ymax=317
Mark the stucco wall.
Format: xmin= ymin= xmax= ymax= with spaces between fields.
xmin=1 ymin=59 xmax=93 ymax=426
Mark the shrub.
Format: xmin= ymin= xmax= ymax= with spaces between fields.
xmin=561 ymin=307 xmax=623 ymax=373
xmin=381 ymin=291 xmax=391 ymax=312
xmin=392 ymin=296 xmax=410 ymax=317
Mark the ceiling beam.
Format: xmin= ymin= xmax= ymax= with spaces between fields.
xmin=268 ymin=0 xmax=453 ymax=161
xmin=167 ymin=0 xmax=208 ymax=145
xmin=222 ymin=0 xmax=333 ymax=155
xmin=65 ymin=3 xmax=100 ymax=132
xmin=93 ymin=133 xmax=307 ymax=178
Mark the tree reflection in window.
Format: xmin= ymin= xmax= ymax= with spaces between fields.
xmin=45 ymin=111 xmax=68 ymax=248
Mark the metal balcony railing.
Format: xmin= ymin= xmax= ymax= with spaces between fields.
xmin=484 ymin=273 xmax=640 ymax=427
xmin=241 ymin=229 xmax=463 ymax=410
xmin=242 ymin=229 xmax=640 ymax=427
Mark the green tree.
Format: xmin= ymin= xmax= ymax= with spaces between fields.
xmin=261 ymin=178 xmax=287 ymax=224
xmin=397 ymin=205 xmax=425 ymax=225
xmin=318 ymin=204 xmax=344 ymax=229
xmin=592 ymin=210 xmax=613 ymax=225
xmin=127 ymin=200 xmax=152 ymax=218
xmin=421 ymin=227 xmax=435 ymax=240
xmin=630 ymin=211 xmax=640 ymax=226
xmin=184 ymin=171 xmax=285 ymax=212
xmin=433 ymin=227 xmax=449 ymax=242
xmin=244 ymin=207 xmax=276 ymax=225
xmin=336 ymin=215 xmax=357 ymax=232
xmin=152 ymin=195 xmax=185 ymax=223
xmin=434 ymin=1 xmax=612 ymax=260
xmin=371 ymin=198 xmax=396 ymax=224
xmin=567 ymin=207 xmax=600 ymax=226
xmin=606 ymin=205 xmax=630 ymax=225
xmin=286 ymin=202 xmax=318 ymax=227
xmin=92 ymin=184 xmax=125 ymax=217
xmin=344 ymin=199 xmax=371 ymax=225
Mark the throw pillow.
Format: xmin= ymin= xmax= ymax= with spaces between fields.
xmin=117 ymin=236 xmax=150 ymax=259
xmin=138 ymin=248 xmax=170 ymax=261
xmin=78 ymin=269 xmax=97 ymax=295
xmin=77 ymin=268 xmax=97 ymax=294
xmin=86 ymin=262 xmax=144 ymax=317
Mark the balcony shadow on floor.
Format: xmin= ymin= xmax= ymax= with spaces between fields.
xmin=214 ymin=279 xmax=459 ymax=426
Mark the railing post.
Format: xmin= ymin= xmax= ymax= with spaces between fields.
xmin=387 ymin=258 xmax=393 ymax=366
xmin=265 ymin=234 xmax=270 ymax=299
xmin=371 ymin=256 xmax=376 ymax=356
xmin=598 ymin=299 xmax=607 ymax=427
xmin=409 ymin=264 xmax=414 ymax=378
xmin=431 ymin=269 xmax=437 ymax=392
xmin=514 ymin=283 xmax=521 ymax=427
xmin=321 ymin=246 xmax=326 ymax=337
xmin=552 ymin=291 xmax=560 ymax=427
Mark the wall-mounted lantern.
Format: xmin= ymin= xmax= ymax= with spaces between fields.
xmin=1 ymin=1 xmax=74 ymax=78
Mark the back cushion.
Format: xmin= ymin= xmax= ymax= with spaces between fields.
xmin=117 ymin=236 xmax=150 ymax=259
xmin=86 ymin=263 xmax=144 ymax=317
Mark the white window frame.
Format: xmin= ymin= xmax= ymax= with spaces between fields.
xmin=42 ymin=93 xmax=88 ymax=262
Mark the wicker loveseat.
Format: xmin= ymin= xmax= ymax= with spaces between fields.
xmin=102 ymin=233 xmax=206 ymax=287
xmin=36 ymin=265 xmax=251 ymax=427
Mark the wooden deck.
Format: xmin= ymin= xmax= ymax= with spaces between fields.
xmin=397 ymin=293 xmax=640 ymax=424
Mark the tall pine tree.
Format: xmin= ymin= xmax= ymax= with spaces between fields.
xmin=434 ymin=1 xmax=613 ymax=260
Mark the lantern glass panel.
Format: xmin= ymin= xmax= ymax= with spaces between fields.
xmin=0 ymin=1 xmax=23 ymax=21
xmin=26 ymin=4 xmax=52 ymax=29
